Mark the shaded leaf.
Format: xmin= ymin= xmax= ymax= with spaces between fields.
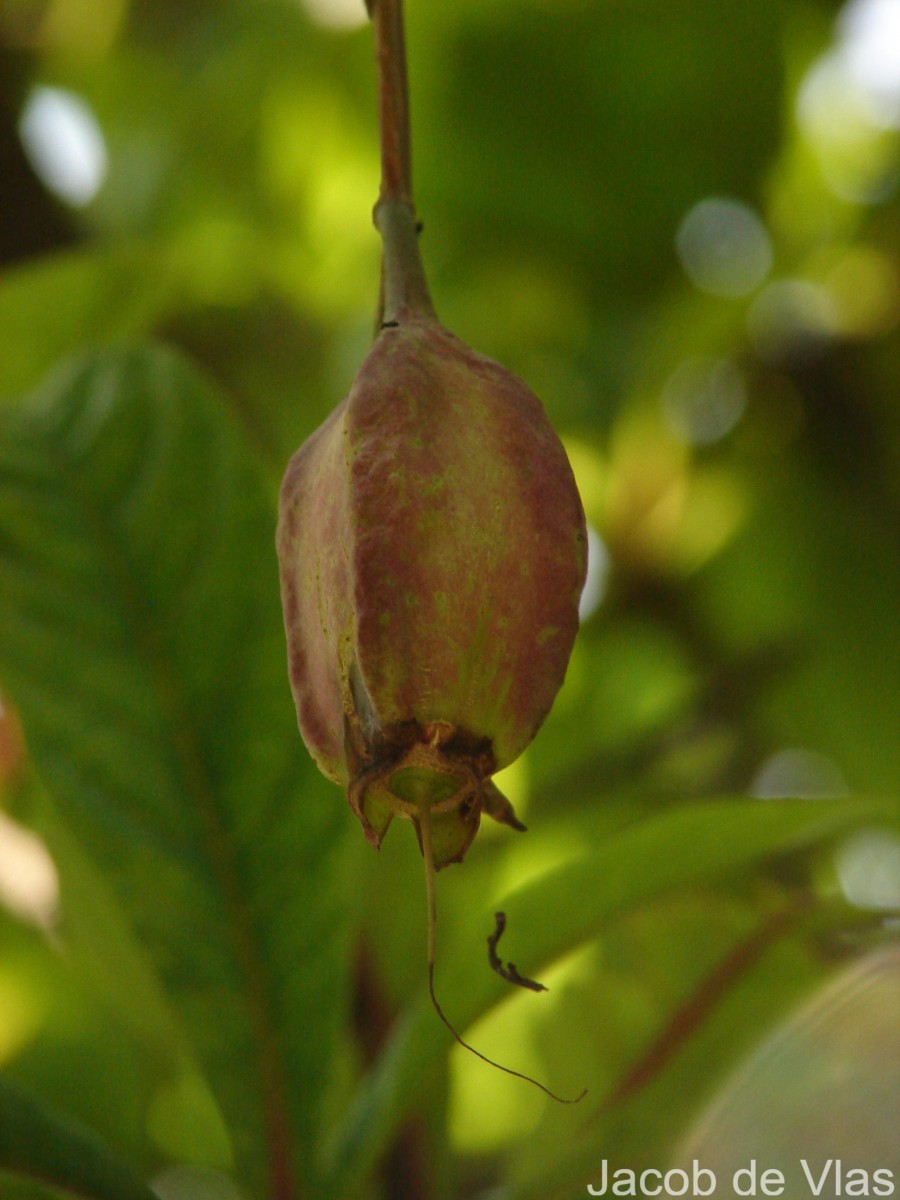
xmin=0 ymin=248 xmax=176 ymax=400
xmin=0 ymin=1075 xmax=158 ymax=1200
xmin=0 ymin=345 xmax=353 ymax=1195
xmin=496 ymin=895 xmax=825 ymax=1199
xmin=321 ymin=796 xmax=899 ymax=1198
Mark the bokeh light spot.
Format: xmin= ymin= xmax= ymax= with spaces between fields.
xmin=751 ymin=747 xmax=849 ymax=799
xmin=825 ymin=246 xmax=900 ymax=336
xmin=747 ymin=279 xmax=836 ymax=363
xmin=300 ymin=0 xmax=368 ymax=31
xmin=796 ymin=0 xmax=900 ymax=201
xmin=836 ymin=828 xmax=900 ymax=910
xmin=0 ymin=812 xmax=59 ymax=930
xmin=662 ymin=357 xmax=747 ymax=446
xmin=676 ymin=198 xmax=772 ymax=297
xmin=19 ymin=85 xmax=108 ymax=208
xmin=839 ymin=0 xmax=900 ymax=128
xmin=796 ymin=56 xmax=898 ymax=202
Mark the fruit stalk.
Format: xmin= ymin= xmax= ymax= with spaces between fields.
xmin=371 ymin=0 xmax=412 ymax=204
xmin=370 ymin=0 xmax=434 ymax=322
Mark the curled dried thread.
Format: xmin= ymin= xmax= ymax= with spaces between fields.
xmin=419 ymin=803 xmax=587 ymax=1105
xmin=488 ymin=911 xmax=547 ymax=992
xmin=426 ymin=964 xmax=586 ymax=1105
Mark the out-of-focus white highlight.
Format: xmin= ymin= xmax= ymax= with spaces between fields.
xmin=751 ymin=748 xmax=849 ymax=799
xmin=747 ymin=280 xmax=836 ymax=362
xmin=300 ymin=0 xmax=368 ymax=31
xmin=839 ymin=0 xmax=900 ymax=127
xmin=579 ymin=524 xmax=609 ymax=621
xmin=837 ymin=829 xmax=900 ymax=910
xmin=796 ymin=0 xmax=900 ymax=200
xmin=676 ymin=198 xmax=773 ymax=298
xmin=19 ymin=85 xmax=108 ymax=207
xmin=0 ymin=812 xmax=59 ymax=930
xmin=662 ymin=357 xmax=747 ymax=445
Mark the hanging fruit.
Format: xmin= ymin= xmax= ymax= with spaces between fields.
xmin=276 ymin=0 xmax=586 ymax=1102
xmin=277 ymin=293 xmax=586 ymax=869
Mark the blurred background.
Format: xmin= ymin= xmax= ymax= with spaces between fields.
xmin=0 ymin=0 xmax=899 ymax=1197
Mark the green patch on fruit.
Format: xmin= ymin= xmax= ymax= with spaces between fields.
xmin=389 ymin=765 xmax=460 ymax=808
xmin=418 ymin=803 xmax=480 ymax=869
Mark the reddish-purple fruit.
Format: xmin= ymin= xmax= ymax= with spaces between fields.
xmin=277 ymin=311 xmax=586 ymax=869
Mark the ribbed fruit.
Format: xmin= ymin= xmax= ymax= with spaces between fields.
xmin=277 ymin=311 xmax=586 ymax=868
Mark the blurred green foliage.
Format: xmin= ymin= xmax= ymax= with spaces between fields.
xmin=0 ymin=1 xmax=898 ymax=1198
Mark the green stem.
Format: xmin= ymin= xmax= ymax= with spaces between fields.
xmin=374 ymin=196 xmax=435 ymax=323
xmin=369 ymin=0 xmax=435 ymax=323
xmin=417 ymin=801 xmax=439 ymax=976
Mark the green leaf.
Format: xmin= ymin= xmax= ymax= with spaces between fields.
xmin=0 ymin=1075 xmax=158 ymax=1200
xmin=0 ymin=345 xmax=353 ymax=1196
xmin=13 ymin=778 xmax=190 ymax=1078
xmin=4 ymin=778 xmax=233 ymax=1171
xmin=320 ymin=795 xmax=899 ymax=1199
xmin=495 ymin=896 xmax=829 ymax=1200
xmin=0 ymin=248 xmax=178 ymax=401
